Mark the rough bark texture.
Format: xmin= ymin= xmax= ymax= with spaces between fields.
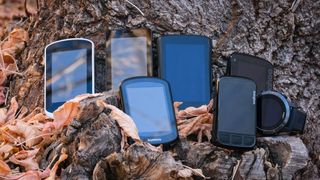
xmin=2 ymin=0 xmax=319 ymax=179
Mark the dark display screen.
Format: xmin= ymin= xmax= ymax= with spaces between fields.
xmin=50 ymin=49 xmax=88 ymax=103
xmin=258 ymin=95 xmax=285 ymax=129
xmin=160 ymin=37 xmax=211 ymax=108
xmin=218 ymin=78 xmax=256 ymax=135
xmin=111 ymin=37 xmax=147 ymax=90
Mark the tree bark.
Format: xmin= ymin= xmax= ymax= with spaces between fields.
xmin=3 ymin=0 xmax=319 ymax=179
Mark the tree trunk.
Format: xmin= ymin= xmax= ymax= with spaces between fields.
xmin=4 ymin=0 xmax=319 ymax=179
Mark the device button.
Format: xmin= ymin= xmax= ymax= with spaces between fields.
xmin=231 ymin=135 xmax=242 ymax=145
xmin=244 ymin=136 xmax=255 ymax=146
xmin=219 ymin=133 xmax=230 ymax=144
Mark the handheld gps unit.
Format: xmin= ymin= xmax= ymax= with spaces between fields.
xmin=227 ymin=53 xmax=273 ymax=94
xmin=158 ymin=35 xmax=212 ymax=109
xmin=45 ymin=38 xmax=94 ymax=117
xmin=257 ymin=91 xmax=306 ymax=135
xmin=120 ymin=77 xmax=178 ymax=145
xmin=102 ymin=28 xmax=152 ymax=92
xmin=213 ymin=76 xmax=256 ymax=148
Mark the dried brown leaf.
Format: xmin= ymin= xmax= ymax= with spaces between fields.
xmin=9 ymin=149 xmax=39 ymax=171
xmin=0 ymin=97 xmax=18 ymax=125
xmin=101 ymin=102 xmax=141 ymax=143
xmin=1 ymin=168 xmax=50 ymax=180
xmin=2 ymin=28 xmax=28 ymax=50
xmin=46 ymin=93 xmax=102 ymax=132
xmin=177 ymin=105 xmax=208 ymax=119
xmin=0 ymin=86 xmax=6 ymax=105
xmin=46 ymin=148 xmax=68 ymax=180
xmin=175 ymin=100 xmax=214 ymax=142
xmin=0 ymin=159 xmax=10 ymax=175
xmin=6 ymin=96 xmax=18 ymax=121
xmin=7 ymin=121 xmax=42 ymax=147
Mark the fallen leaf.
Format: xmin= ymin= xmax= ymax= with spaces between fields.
xmin=175 ymin=100 xmax=214 ymax=142
xmin=46 ymin=148 xmax=68 ymax=180
xmin=177 ymin=169 xmax=193 ymax=178
xmin=0 ymin=168 xmax=50 ymax=180
xmin=101 ymin=102 xmax=141 ymax=143
xmin=5 ymin=96 xmax=19 ymax=122
xmin=0 ymin=97 xmax=18 ymax=126
xmin=7 ymin=121 xmax=42 ymax=147
xmin=9 ymin=149 xmax=39 ymax=171
xmin=177 ymin=105 xmax=208 ymax=119
xmin=2 ymin=28 xmax=28 ymax=51
xmin=46 ymin=93 xmax=103 ymax=132
xmin=0 ymin=159 xmax=10 ymax=175
xmin=0 ymin=86 xmax=6 ymax=105
xmin=181 ymin=165 xmax=206 ymax=178
xmin=0 ymin=143 xmax=14 ymax=158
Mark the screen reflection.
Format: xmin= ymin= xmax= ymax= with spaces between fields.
xmin=47 ymin=49 xmax=87 ymax=103
xmin=111 ymin=37 xmax=147 ymax=90
xmin=126 ymin=85 xmax=171 ymax=134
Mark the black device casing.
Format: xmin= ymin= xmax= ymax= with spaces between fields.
xmin=213 ymin=76 xmax=257 ymax=148
xmin=227 ymin=53 xmax=273 ymax=94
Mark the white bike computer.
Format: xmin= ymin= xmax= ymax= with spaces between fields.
xmin=44 ymin=38 xmax=94 ymax=117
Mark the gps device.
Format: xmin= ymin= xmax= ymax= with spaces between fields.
xmin=101 ymin=28 xmax=152 ymax=92
xmin=120 ymin=77 xmax=178 ymax=145
xmin=213 ymin=76 xmax=256 ymax=148
xmin=45 ymin=38 xmax=94 ymax=117
xmin=158 ymin=35 xmax=212 ymax=109
xmin=227 ymin=53 xmax=273 ymax=94
xmin=257 ymin=91 xmax=306 ymax=135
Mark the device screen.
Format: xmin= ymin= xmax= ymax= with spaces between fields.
xmin=160 ymin=36 xmax=211 ymax=108
xmin=49 ymin=49 xmax=88 ymax=103
xmin=258 ymin=94 xmax=285 ymax=129
xmin=101 ymin=29 xmax=152 ymax=92
xmin=45 ymin=39 xmax=93 ymax=114
xmin=126 ymin=85 xmax=171 ymax=134
xmin=218 ymin=78 xmax=256 ymax=135
xmin=111 ymin=37 xmax=147 ymax=89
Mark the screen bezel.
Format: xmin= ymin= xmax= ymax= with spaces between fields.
xmin=158 ymin=35 xmax=212 ymax=109
xmin=120 ymin=77 xmax=178 ymax=145
xmin=228 ymin=53 xmax=273 ymax=94
xmin=45 ymin=38 xmax=94 ymax=117
xmin=104 ymin=28 xmax=153 ymax=92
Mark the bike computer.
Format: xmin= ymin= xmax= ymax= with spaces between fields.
xmin=120 ymin=77 xmax=178 ymax=145
xmin=45 ymin=38 xmax=94 ymax=117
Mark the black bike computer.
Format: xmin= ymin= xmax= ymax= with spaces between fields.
xmin=213 ymin=76 xmax=257 ymax=148
xmin=45 ymin=38 xmax=94 ymax=117
xmin=120 ymin=77 xmax=178 ymax=145
xmin=158 ymin=35 xmax=212 ymax=109
xmin=227 ymin=53 xmax=273 ymax=94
